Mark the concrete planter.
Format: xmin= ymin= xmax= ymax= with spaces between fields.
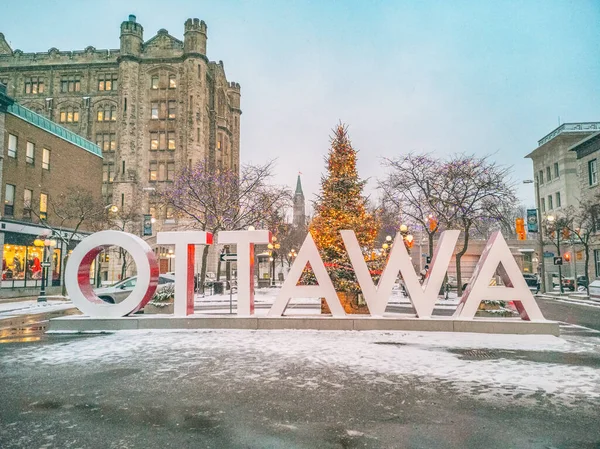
xmin=144 ymin=301 xmax=174 ymax=315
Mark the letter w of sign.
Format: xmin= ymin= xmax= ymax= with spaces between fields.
xmin=342 ymin=230 xmax=460 ymax=317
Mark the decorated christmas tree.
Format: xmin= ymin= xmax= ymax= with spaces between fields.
xmin=307 ymin=124 xmax=380 ymax=312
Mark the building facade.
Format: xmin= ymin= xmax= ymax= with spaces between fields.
xmin=570 ymin=132 xmax=600 ymax=279
xmin=0 ymin=15 xmax=241 ymax=220
xmin=0 ymin=84 xmax=103 ymax=297
xmin=525 ymin=122 xmax=600 ymax=287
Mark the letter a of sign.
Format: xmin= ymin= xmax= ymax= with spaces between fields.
xmin=342 ymin=230 xmax=459 ymax=317
xmin=453 ymin=231 xmax=545 ymax=321
xmin=269 ymin=233 xmax=345 ymax=317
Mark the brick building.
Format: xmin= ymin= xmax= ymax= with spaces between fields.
xmin=0 ymin=83 xmax=103 ymax=297
xmin=0 ymin=14 xmax=241 ymax=219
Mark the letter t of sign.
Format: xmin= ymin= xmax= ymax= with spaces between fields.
xmin=218 ymin=230 xmax=271 ymax=316
xmin=156 ymin=231 xmax=213 ymax=316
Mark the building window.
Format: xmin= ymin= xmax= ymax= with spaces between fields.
xmin=169 ymin=74 xmax=177 ymax=89
xmin=98 ymin=73 xmax=118 ymax=91
xmin=97 ymin=105 xmax=116 ymax=122
xmin=95 ymin=133 xmax=116 ymax=152
xmin=167 ymin=162 xmax=175 ymax=181
xmin=541 ymin=197 xmax=545 ymax=213
xmin=556 ymin=192 xmax=561 ymax=208
xmin=23 ymin=188 xmax=32 ymax=215
xmin=26 ymin=142 xmax=35 ymax=164
xmin=61 ymin=75 xmax=81 ymax=93
xmin=40 ymin=193 xmax=48 ymax=220
xmin=8 ymin=134 xmax=17 ymax=157
xmin=595 ymin=249 xmax=600 ymax=278
xmin=24 ymin=76 xmax=44 ymax=94
xmin=546 ymin=166 xmax=551 ymax=182
xmin=42 ymin=148 xmax=50 ymax=170
xmin=60 ymin=107 xmax=80 ymax=123
xmin=589 ymin=159 xmax=598 ymax=186
xmin=554 ymin=162 xmax=559 ymax=178
xmin=539 ymin=170 xmax=544 ymax=184
xmin=4 ymin=184 xmax=15 ymax=216
xmin=149 ymin=162 xmax=158 ymax=181
xmin=166 ymin=206 xmax=174 ymax=219
xmin=151 ymin=102 xmax=159 ymax=119
xmin=150 ymin=132 xmax=159 ymax=150
xmin=168 ymin=132 xmax=176 ymax=150
xmin=168 ymin=100 xmax=176 ymax=119
xmin=548 ymin=195 xmax=553 ymax=210
xmin=103 ymin=163 xmax=114 ymax=183
xmin=158 ymin=163 xmax=166 ymax=181
xmin=151 ymin=75 xmax=159 ymax=90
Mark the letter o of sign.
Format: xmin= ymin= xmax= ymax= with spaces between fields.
xmin=65 ymin=231 xmax=159 ymax=318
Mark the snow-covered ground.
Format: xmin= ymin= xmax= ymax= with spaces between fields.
xmin=0 ymin=299 xmax=74 ymax=319
xmin=6 ymin=327 xmax=600 ymax=408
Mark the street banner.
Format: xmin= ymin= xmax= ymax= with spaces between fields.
xmin=142 ymin=214 xmax=153 ymax=236
xmin=527 ymin=209 xmax=538 ymax=232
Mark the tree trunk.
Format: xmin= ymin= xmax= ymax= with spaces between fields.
xmin=216 ymin=246 xmax=222 ymax=282
xmin=61 ymin=253 xmax=70 ymax=296
xmin=455 ymin=228 xmax=470 ymax=296
xmin=428 ymin=232 xmax=434 ymax=262
xmin=199 ymin=244 xmax=210 ymax=294
xmin=584 ymin=244 xmax=590 ymax=296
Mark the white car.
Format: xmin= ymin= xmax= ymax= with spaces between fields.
xmin=94 ymin=274 xmax=176 ymax=304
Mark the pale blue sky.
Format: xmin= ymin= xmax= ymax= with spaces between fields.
xmin=2 ymin=0 xmax=599 ymax=210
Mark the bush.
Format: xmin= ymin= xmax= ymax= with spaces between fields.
xmin=149 ymin=284 xmax=175 ymax=307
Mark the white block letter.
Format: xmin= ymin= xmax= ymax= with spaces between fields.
xmin=342 ymin=230 xmax=459 ymax=317
xmin=157 ymin=231 xmax=213 ymax=316
xmin=218 ymin=230 xmax=271 ymax=316
xmin=65 ymin=231 xmax=159 ymax=318
xmin=453 ymin=231 xmax=545 ymax=321
xmin=269 ymin=233 xmax=345 ymax=317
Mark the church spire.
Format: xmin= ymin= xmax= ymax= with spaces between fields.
xmin=295 ymin=174 xmax=304 ymax=197
xmin=293 ymin=173 xmax=306 ymax=228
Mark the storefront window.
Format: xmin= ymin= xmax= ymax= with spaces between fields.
xmin=2 ymin=243 xmax=43 ymax=281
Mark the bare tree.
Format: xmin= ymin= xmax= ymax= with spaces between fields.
xmin=160 ymin=160 xmax=292 ymax=290
xmin=560 ymin=195 xmax=600 ymax=295
xmin=379 ymin=153 xmax=446 ymax=259
xmin=438 ymin=154 xmax=517 ymax=295
xmin=27 ymin=188 xmax=106 ymax=294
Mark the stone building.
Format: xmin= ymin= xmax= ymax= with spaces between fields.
xmin=0 ymin=14 xmax=241 ymax=281
xmin=525 ymin=122 xmax=600 ymax=287
xmin=0 ymin=83 xmax=103 ymax=297
xmin=569 ymin=132 xmax=600 ymax=279
xmin=0 ymin=14 xmax=241 ymax=218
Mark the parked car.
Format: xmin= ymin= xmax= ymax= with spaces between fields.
xmin=94 ymin=274 xmax=176 ymax=304
xmin=577 ymin=276 xmax=589 ymax=288
xmin=552 ymin=274 xmax=575 ymax=291
xmin=522 ymin=273 xmax=540 ymax=293
xmin=446 ymin=276 xmax=458 ymax=289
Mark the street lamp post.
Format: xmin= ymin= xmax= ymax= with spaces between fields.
xmin=524 ymin=179 xmax=546 ymax=293
xmin=34 ymin=237 xmax=57 ymax=302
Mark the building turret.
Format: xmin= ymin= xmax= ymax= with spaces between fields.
xmin=227 ymin=82 xmax=241 ymax=109
xmin=184 ymin=18 xmax=207 ymax=56
xmin=120 ymin=14 xmax=143 ymax=59
xmin=293 ymin=174 xmax=306 ymax=228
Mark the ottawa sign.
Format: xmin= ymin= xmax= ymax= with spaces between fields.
xmin=65 ymin=229 xmax=546 ymax=322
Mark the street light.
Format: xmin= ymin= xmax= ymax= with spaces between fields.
xmin=34 ymin=236 xmax=57 ymax=302
xmin=523 ymin=179 xmax=547 ymax=294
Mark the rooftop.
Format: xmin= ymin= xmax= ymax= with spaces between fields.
xmin=537 ymin=122 xmax=600 ymax=147
xmin=6 ymin=102 xmax=102 ymax=158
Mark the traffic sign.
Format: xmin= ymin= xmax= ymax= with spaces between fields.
xmin=41 ymin=262 xmax=51 ymax=267
xmin=220 ymin=253 xmax=237 ymax=262
xmin=553 ymin=257 xmax=563 ymax=266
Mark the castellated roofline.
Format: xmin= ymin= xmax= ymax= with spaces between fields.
xmin=184 ymin=18 xmax=207 ymax=34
